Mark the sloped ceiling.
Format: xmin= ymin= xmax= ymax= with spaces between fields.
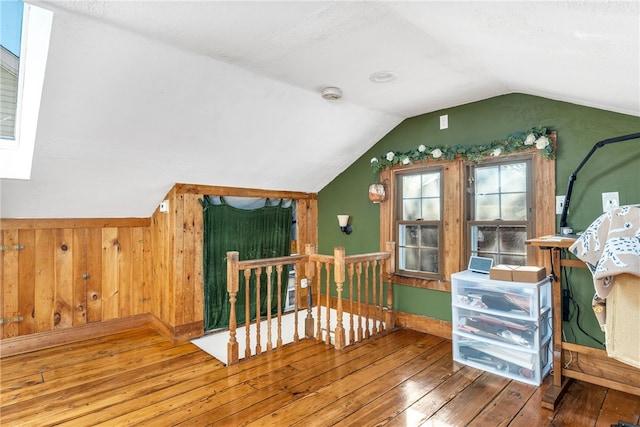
xmin=1 ymin=1 xmax=638 ymax=218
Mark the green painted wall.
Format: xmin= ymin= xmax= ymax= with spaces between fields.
xmin=318 ymin=93 xmax=640 ymax=348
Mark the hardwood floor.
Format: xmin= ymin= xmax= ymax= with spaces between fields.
xmin=1 ymin=327 xmax=639 ymax=426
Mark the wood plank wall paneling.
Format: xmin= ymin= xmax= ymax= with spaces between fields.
xmin=0 ymin=219 xmax=151 ymax=341
xmin=73 ymin=229 xmax=87 ymax=326
xmin=35 ymin=229 xmax=55 ymax=333
xmin=149 ymin=184 xmax=318 ymax=342
xmin=442 ymin=161 xmax=464 ymax=282
xmin=86 ymin=227 xmax=103 ymax=323
xmin=2 ymin=230 xmax=19 ymax=338
xmin=1 ymin=183 xmax=318 ymax=348
xmin=19 ymin=230 xmax=35 ymax=335
xmin=533 ymin=131 xmax=557 ymax=271
xmin=102 ymin=227 xmax=120 ymax=321
xmin=174 ymin=192 xmax=185 ymax=327
xmin=54 ymin=228 xmax=73 ymax=330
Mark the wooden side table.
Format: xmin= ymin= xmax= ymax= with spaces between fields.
xmin=526 ymin=235 xmax=577 ymax=409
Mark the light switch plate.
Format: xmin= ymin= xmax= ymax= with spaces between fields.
xmin=439 ymin=114 xmax=448 ymax=130
xmin=556 ymin=195 xmax=565 ymax=215
xmin=602 ymin=192 xmax=619 ymax=212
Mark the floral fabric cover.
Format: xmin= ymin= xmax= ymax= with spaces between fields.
xmin=569 ymin=204 xmax=640 ymax=299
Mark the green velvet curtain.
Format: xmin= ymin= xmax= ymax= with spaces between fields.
xmin=200 ymin=196 xmax=293 ymax=332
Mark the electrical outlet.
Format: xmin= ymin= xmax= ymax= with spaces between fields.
xmin=556 ymin=195 xmax=565 ymax=215
xmin=602 ymin=192 xmax=619 ymax=212
xmin=300 ymin=278 xmax=308 ymax=289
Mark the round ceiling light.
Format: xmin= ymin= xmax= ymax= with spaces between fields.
xmin=321 ymin=87 xmax=343 ymax=100
xmin=369 ymin=71 xmax=398 ymax=83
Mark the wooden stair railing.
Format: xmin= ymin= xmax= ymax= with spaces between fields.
xmin=226 ymin=253 xmax=307 ymax=365
xmin=226 ymin=242 xmax=395 ymax=365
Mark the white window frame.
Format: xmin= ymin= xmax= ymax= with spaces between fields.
xmin=0 ymin=3 xmax=53 ymax=179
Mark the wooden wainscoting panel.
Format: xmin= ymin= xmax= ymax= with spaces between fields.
xmin=86 ymin=227 xmax=103 ymax=323
xmin=0 ymin=218 xmax=150 ymax=229
xmin=17 ymin=229 xmax=36 ymax=336
xmin=1 ymin=219 xmax=151 ymax=346
xmin=395 ymin=311 xmax=452 ymax=340
xmin=181 ymin=193 xmax=197 ymax=327
xmin=101 ymin=227 xmax=120 ymax=321
xmin=562 ymin=342 xmax=640 ymax=396
xmin=54 ymin=228 xmax=74 ymax=330
xmin=173 ymin=192 xmax=186 ymax=327
xmin=2 ymin=229 xmax=19 ymax=338
xmin=192 ymin=196 xmax=204 ymax=322
xmin=72 ymin=228 xmax=88 ymax=327
xmin=34 ymin=229 xmax=55 ymax=333
xmin=117 ymin=226 xmax=133 ymax=318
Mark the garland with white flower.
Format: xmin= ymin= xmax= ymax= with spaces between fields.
xmin=370 ymin=127 xmax=554 ymax=174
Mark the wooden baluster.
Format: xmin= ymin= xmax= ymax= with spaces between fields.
xmin=364 ymin=260 xmax=370 ymax=339
xmin=266 ymin=265 xmax=273 ymax=352
xmin=356 ymin=262 xmax=363 ymax=341
xmin=385 ymin=241 xmax=396 ymax=329
xmin=226 ymin=251 xmax=239 ymax=365
xmin=255 ymin=267 xmax=262 ymax=355
xmin=292 ymin=262 xmax=299 ymax=343
xmin=244 ymin=268 xmax=252 ymax=359
xmin=334 ymin=247 xmax=346 ymax=350
xmin=378 ymin=259 xmax=384 ymax=332
xmin=305 ymin=244 xmax=316 ymax=339
xmin=371 ymin=259 xmax=378 ymax=335
xmin=348 ymin=263 xmax=355 ymax=345
xmin=325 ymin=262 xmax=331 ymax=345
xmin=315 ymin=260 xmax=322 ymax=341
xmin=276 ymin=264 xmax=283 ymax=347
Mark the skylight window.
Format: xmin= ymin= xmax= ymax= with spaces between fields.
xmin=0 ymin=1 xmax=52 ymax=179
xmin=0 ymin=0 xmax=22 ymax=140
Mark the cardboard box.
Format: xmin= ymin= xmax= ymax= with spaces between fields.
xmin=512 ymin=266 xmax=546 ymax=283
xmin=489 ymin=265 xmax=516 ymax=281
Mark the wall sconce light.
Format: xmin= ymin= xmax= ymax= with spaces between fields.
xmin=337 ymin=215 xmax=352 ymax=235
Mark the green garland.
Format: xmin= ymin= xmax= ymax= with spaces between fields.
xmin=370 ymin=126 xmax=554 ymax=174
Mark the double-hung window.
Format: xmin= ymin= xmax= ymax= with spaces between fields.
xmin=466 ymin=156 xmax=533 ymax=265
xmin=379 ymin=134 xmax=555 ymax=291
xmin=396 ymin=166 xmax=443 ymax=279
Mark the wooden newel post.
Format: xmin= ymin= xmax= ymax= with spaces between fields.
xmin=385 ymin=241 xmax=396 ymax=329
xmin=304 ymin=244 xmax=316 ymax=339
xmin=226 ymin=251 xmax=240 ymax=365
xmin=334 ymin=246 xmax=346 ymax=350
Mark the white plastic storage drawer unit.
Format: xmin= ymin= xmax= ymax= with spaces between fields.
xmin=451 ymin=270 xmax=552 ymax=386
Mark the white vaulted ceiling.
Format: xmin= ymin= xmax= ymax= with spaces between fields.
xmin=1 ymin=1 xmax=638 ymax=218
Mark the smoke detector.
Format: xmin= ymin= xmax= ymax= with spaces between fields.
xmin=321 ymin=87 xmax=342 ymax=100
